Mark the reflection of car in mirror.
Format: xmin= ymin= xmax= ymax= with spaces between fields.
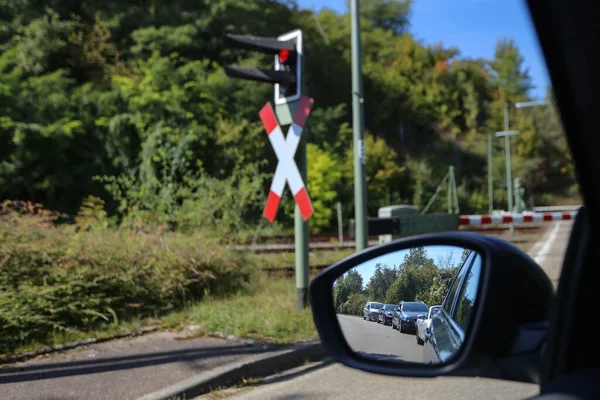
xmin=377 ymin=304 xmax=396 ymax=325
xmin=423 ymin=250 xmax=482 ymax=364
xmin=331 ymin=244 xmax=484 ymax=365
xmin=363 ymin=301 xmax=383 ymax=321
xmin=416 ymin=305 xmax=442 ymax=345
xmin=391 ymin=301 xmax=430 ymax=333
xmin=316 ymin=230 xmax=553 ymax=379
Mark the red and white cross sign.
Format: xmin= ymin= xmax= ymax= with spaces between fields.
xmin=259 ymin=96 xmax=315 ymax=222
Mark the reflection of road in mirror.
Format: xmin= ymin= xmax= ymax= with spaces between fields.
xmin=337 ymin=314 xmax=423 ymax=363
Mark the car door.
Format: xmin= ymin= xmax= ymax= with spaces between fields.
xmin=423 ymin=251 xmax=478 ymax=364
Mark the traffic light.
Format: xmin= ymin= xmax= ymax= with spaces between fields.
xmin=223 ymin=29 xmax=302 ymax=104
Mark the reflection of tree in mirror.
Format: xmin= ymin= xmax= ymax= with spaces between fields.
xmin=382 ymin=247 xmax=467 ymax=306
xmin=460 ymin=248 xmax=472 ymax=264
xmin=455 ymin=293 xmax=474 ymax=329
xmin=365 ymin=263 xmax=399 ymax=302
xmin=420 ymin=266 xmax=460 ymax=305
xmin=333 ymin=269 xmax=364 ymax=312
xmin=384 ymin=247 xmax=436 ymax=304
xmin=401 ymin=247 xmax=435 ymax=269
xmin=334 ymin=247 xmax=472 ymax=315
xmin=437 ymin=250 xmax=455 ymax=269
xmin=341 ymin=293 xmax=368 ymax=316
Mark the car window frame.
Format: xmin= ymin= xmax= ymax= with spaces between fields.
xmin=429 ymin=306 xmax=441 ymax=319
xmin=442 ymin=250 xmax=477 ymax=317
xmin=451 ymin=253 xmax=482 ymax=330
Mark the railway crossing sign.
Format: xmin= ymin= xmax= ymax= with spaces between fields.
xmin=260 ymin=96 xmax=314 ymax=222
xmin=223 ymin=28 xmax=312 ymax=311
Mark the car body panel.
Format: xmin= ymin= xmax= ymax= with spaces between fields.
xmin=423 ymin=308 xmax=465 ymax=364
xmin=377 ymin=304 xmax=396 ymax=325
xmin=392 ymin=301 xmax=430 ymax=332
xmin=423 ymin=251 xmax=480 ymax=364
xmin=416 ymin=305 xmax=442 ymax=344
xmin=363 ymin=301 xmax=383 ymax=321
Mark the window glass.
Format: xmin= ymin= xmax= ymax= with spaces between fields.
xmin=453 ymin=255 xmax=482 ymax=330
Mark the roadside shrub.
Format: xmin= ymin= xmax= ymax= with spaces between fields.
xmin=341 ymin=293 xmax=368 ymax=316
xmin=0 ymin=204 xmax=250 ymax=354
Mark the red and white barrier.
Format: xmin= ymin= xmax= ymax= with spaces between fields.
xmin=458 ymin=212 xmax=577 ymax=226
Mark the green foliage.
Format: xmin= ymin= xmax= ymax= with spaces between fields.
xmin=331 ymin=246 xmax=467 ymax=316
xmin=489 ymin=38 xmax=532 ymax=103
xmin=307 ymin=143 xmax=344 ymax=232
xmin=75 ymin=195 xmax=110 ymax=231
xmin=340 ymin=293 xmax=368 ymax=316
xmin=334 ymin=269 xmax=364 ymax=311
xmin=0 ymin=0 xmax=577 ymax=232
xmin=419 ymin=266 xmax=459 ymax=306
xmin=0 ymin=205 xmax=250 ymax=353
xmin=384 ymin=260 xmax=438 ymax=304
xmin=344 ymin=134 xmax=407 ymax=215
xmin=366 ymin=264 xmax=400 ymax=302
xmin=98 ymin=163 xmax=266 ymax=239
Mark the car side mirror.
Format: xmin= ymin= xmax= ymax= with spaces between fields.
xmin=309 ymin=232 xmax=554 ymax=383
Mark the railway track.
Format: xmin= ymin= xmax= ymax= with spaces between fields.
xmin=236 ymin=223 xmax=547 ymax=253
xmin=255 ymin=224 xmax=548 ymax=277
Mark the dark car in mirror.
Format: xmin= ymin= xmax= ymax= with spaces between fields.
xmin=392 ymin=301 xmax=430 ymax=334
xmin=377 ymin=304 xmax=396 ymax=325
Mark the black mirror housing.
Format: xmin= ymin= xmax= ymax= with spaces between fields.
xmin=308 ymin=231 xmax=554 ymax=384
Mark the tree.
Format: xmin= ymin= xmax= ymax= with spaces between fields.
xmin=437 ymin=250 xmax=456 ymax=269
xmin=365 ymin=264 xmax=399 ymax=302
xmin=334 ymin=269 xmax=364 ymax=311
xmin=489 ymin=38 xmax=533 ymax=103
xmin=343 ymin=133 xmax=407 ymax=216
xmin=420 ymin=266 xmax=459 ymax=306
xmin=401 ymin=247 xmax=436 ymax=269
xmin=385 ymin=263 xmax=439 ymax=304
xmin=460 ymin=248 xmax=471 ymax=264
xmin=358 ymin=0 xmax=411 ymax=33
xmin=306 ymin=143 xmax=344 ymax=232
xmin=384 ymin=247 xmax=438 ymax=304
xmin=341 ymin=293 xmax=368 ymax=316
xmin=0 ymin=0 xmax=576 ymax=232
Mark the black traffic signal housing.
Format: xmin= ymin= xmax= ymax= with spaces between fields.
xmin=223 ymin=29 xmax=302 ymax=104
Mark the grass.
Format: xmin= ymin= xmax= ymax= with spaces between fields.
xmin=168 ymin=274 xmax=318 ymax=344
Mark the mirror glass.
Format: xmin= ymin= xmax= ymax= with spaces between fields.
xmin=333 ymin=245 xmax=482 ymax=365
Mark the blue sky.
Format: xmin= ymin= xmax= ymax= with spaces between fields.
xmin=351 ymin=245 xmax=466 ymax=286
xmin=297 ymin=0 xmax=550 ymax=99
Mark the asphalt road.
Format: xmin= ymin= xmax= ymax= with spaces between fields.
xmin=338 ymin=314 xmax=423 ymax=363
xmin=529 ymin=220 xmax=573 ymax=287
xmin=227 ymin=362 xmax=538 ymax=400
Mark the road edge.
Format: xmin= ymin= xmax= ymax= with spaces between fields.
xmin=135 ymin=340 xmax=327 ymax=400
xmin=527 ymin=222 xmax=555 ymax=260
xmin=0 ymin=324 xmax=296 ymax=366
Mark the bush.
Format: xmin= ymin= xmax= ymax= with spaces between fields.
xmin=0 ymin=201 xmax=250 ymax=353
xmin=341 ymin=293 xmax=368 ymax=316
